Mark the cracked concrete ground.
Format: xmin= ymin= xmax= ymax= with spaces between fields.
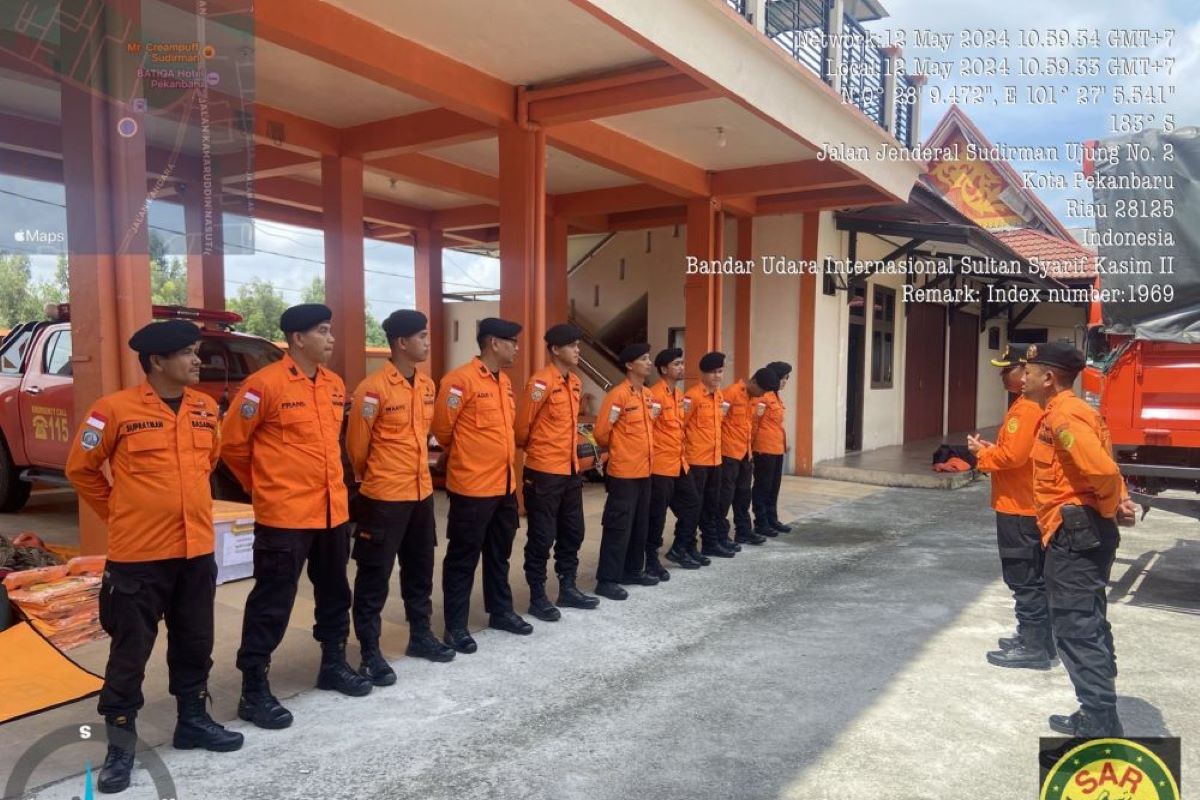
xmin=5 ymin=478 xmax=1198 ymax=799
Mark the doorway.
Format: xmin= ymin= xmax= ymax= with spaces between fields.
xmin=947 ymin=311 xmax=979 ymax=433
xmin=903 ymin=303 xmax=946 ymax=442
xmin=845 ymin=285 xmax=867 ymax=452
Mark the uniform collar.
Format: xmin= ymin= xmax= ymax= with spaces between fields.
xmin=137 ymin=381 xmax=201 ymax=406
xmin=281 ymin=353 xmax=327 ymax=383
xmin=473 ymin=356 xmax=501 ymax=381
xmin=385 ymin=360 xmax=419 ymax=386
xmin=1045 ymin=389 xmax=1075 ymax=413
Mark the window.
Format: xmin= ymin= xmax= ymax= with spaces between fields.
xmin=43 ymin=330 xmax=73 ymax=377
xmin=987 ymin=327 xmax=1001 ymax=350
xmin=870 ymin=286 xmax=895 ymax=389
xmin=822 ymin=258 xmax=837 ymax=296
xmin=197 ymin=335 xmax=282 ymax=382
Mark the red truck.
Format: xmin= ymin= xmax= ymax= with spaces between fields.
xmin=0 ymin=304 xmax=284 ymax=511
xmin=1080 ymin=127 xmax=1200 ymax=518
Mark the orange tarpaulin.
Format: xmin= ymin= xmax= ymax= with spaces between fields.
xmin=0 ymin=622 xmax=103 ymax=724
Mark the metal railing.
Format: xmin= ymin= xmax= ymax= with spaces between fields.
xmin=724 ymin=0 xmax=748 ymax=14
xmin=894 ymin=77 xmax=916 ymax=148
xmin=838 ymin=13 xmax=887 ymax=129
xmin=763 ymin=0 xmax=828 ymax=78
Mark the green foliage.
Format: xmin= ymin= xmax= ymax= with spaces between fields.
xmin=297 ymin=276 xmax=389 ymax=347
xmin=0 ymin=252 xmax=66 ymax=329
xmin=149 ymin=231 xmax=187 ymax=306
xmin=228 ymin=278 xmax=288 ymax=341
xmin=302 ymin=277 xmax=325 ymax=304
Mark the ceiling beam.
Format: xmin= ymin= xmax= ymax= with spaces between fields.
xmin=254 ymin=104 xmax=340 ymax=156
xmin=250 ymin=177 xmax=433 ymax=229
xmin=340 ymin=108 xmax=494 ymax=158
xmin=711 ymin=159 xmax=863 ymax=197
xmin=254 ymin=0 xmax=514 ymax=124
xmin=553 ymin=184 xmax=681 ymax=218
xmin=431 ymin=204 xmax=500 ymax=231
xmin=523 ymin=63 xmax=716 ymax=126
xmin=548 ymin=122 xmax=709 ymax=197
xmin=367 ymin=154 xmax=499 ymax=202
xmin=607 ymin=206 xmax=687 ymax=231
xmin=756 ymin=186 xmax=891 ymax=215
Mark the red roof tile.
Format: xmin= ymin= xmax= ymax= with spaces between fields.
xmin=992 ymin=228 xmax=1096 ymax=279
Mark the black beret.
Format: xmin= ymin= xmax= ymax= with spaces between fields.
xmin=699 ymin=351 xmax=725 ymax=373
xmin=544 ymin=323 xmax=582 ymax=347
xmin=752 ymin=367 xmax=781 ymax=392
xmin=618 ymin=342 xmax=651 ymax=366
xmin=478 ymin=317 xmax=522 ymax=340
xmin=655 ymin=347 xmax=683 ymax=369
xmin=990 ymin=343 xmax=1028 ymax=368
xmin=280 ymin=303 xmax=332 ymax=335
xmin=382 ymin=309 xmax=427 ymax=340
xmin=128 ymin=320 xmax=202 ymax=355
xmin=766 ymin=361 xmax=792 ymax=377
xmin=1021 ymin=341 xmax=1085 ymax=374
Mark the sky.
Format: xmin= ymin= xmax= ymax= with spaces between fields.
xmin=1 ymin=0 xmax=1195 ymax=304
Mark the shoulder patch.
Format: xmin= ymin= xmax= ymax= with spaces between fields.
xmin=650 ymin=401 xmax=662 ymax=419
xmin=720 ymin=401 xmax=731 ymax=417
xmin=531 ymin=380 xmax=547 ymax=402
xmin=363 ymin=391 xmax=380 ymax=418
xmin=756 ymin=402 xmax=767 ymax=417
xmin=1006 ymin=416 xmax=1019 ymax=434
xmin=1057 ymin=428 xmax=1075 ymax=450
xmin=608 ymin=403 xmax=622 ymax=424
xmin=80 ymin=429 xmax=101 ymax=451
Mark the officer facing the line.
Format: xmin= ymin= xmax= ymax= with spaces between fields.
xmin=592 ymin=342 xmax=657 ymax=599
xmin=752 ymin=361 xmax=792 ymax=537
xmin=683 ymin=351 xmax=733 ymax=559
xmin=967 ymin=344 xmax=1056 ymax=671
xmin=67 ymin=320 xmax=243 ymax=794
xmin=345 ymin=309 xmax=456 ymax=688
xmin=1021 ymin=342 xmax=1137 ymax=738
xmin=432 ymin=317 xmax=531 ymax=653
xmin=515 ymin=323 xmax=600 ymax=622
xmin=223 ymin=304 xmax=372 ymax=731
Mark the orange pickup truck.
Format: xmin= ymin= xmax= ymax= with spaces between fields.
xmin=0 ymin=305 xmax=284 ymax=511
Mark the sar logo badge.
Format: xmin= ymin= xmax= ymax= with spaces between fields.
xmin=1041 ymin=738 xmax=1179 ymax=800
xmin=650 ymin=402 xmax=662 ymax=419
xmin=448 ymin=385 xmax=464 ymax=410
xmin=1007 ymin=416 xmax=1020 ymax=434
xmin=240 ymin=390 xmax=261 ymax=419
xmin=531 ymin=380 xmax=547 ymax=403
xmin=80 ymin=411 xmax=106 ymax=451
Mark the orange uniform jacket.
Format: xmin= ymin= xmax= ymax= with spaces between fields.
xmin=346 ymin=362 xmax=437 ymax=502
xmin=593 ymin=380 xmax=654 ymax=479
xmin=975 ymin=396 xmax=1042 ymax=516
xmin=65 ymin=384 xmax=219 ymax=562
xmin=432 ymin=357 xmax=517 ymax=497
xmin=515 ymin=364 xmax=581 ymax=476
xmin=649 ymin=379 xmax=688 ymax=477
xmin=221 ymin=354 xmax=349 ymax=529
xmin=1031 ymin=390 xmax=1126 ymax=543
xmin=721 ymin=381 xmax=755 ymax=460
xmin=682 ymin=383 xmax=724 ymax=467
xmin=752 ymin=391 xmax=787 ymax=456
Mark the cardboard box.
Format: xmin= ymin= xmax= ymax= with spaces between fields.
xmin=212 ymin=501 xmax=256 ymax=585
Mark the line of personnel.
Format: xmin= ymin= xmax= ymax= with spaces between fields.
xmin=65 ymin=303 xmax=797 ymax=794
xmin=967 ymin=341 xmax=1137 ymax=740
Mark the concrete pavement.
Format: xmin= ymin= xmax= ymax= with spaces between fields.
xmin=6 ymin=478 xmax=1199 ymax=799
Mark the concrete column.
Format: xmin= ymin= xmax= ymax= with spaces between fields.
xmin=498 ymin=123 xmax=547 ymax=385
xmin=413 ymin=228 xmax=445 ymax=380
xmin=882 ymin=46 xmax=901 ymax=138
xmin=684 ymin=198 xmax=721 ymax=382
xmin=60 ymin=0 xmax=153 ymax=554
xmin=825 ymin=0 xmax=846 ymax=93
xmin=183 ymin=177 xmax=226 ymax=310
xmin=793 ymin=212 xmax=819 ymax=476
xmin=545 ymin=216 xmax=570 ymax=329
xmin=321 ymin=155 xmax=366 ymax=389
xmin=734 ymin=217 xmax=753 ymax=380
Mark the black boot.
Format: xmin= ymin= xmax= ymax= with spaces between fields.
xmin=1000 ymin=627 xmax=1058 ymax=659
xmin=620 ymin=571 xmax=659 ymax=586
xmin=664 ymin=546 xmax=701 ymax=569
xmin=97 ymin=715 xmax=137 ymax=794
xmin=238 ymin=665 xmax=293 ymax=730
xmin=594 ymin=581 xmax=628 ymax=600
xmin=702 ymin=540 xmax=735 ymax=558
xmin=406 ymin=622 xmax=456 ymax=662
xmin=770 ymin=519 xmax=791 ymax=533
xmin=1049 ymin=708 xmax=1123 ymax=737
xmin=755 ymin=523 xmax=779 ymax=539
xmin=358 ymin=641 xmax=397 ymax=687
xmin=173 ymin=689 xmax=244 ymax=752
xmin=986 ymin=642 xmax=1052 ymax=670
xmin=316 ymin=641 xmax=373 ymax=697
xmin=557 ymin=574 xmax=600 ymax=609
xmin=685 ymin=544 xmax=711 ymax=567
xmin=528 ymin=584 xmax=562 ymax=622
xmin=644 ymin=552 xmax=671 ymax=582
xmin=735 ymin=530 xmax=767 ymax=546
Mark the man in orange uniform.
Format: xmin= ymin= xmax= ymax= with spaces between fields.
xmin=515 ymin=323 xmax=600 ymax=622
xmin=752 ymin=361 xmax=792 ymax=537
xmin=67 ymin=320 xmax=242 ymax=794
xmin=683 ymin=351 xmax=732 ymax=559
xmin=967 ymin=344 xmax=1055 ymax=671
xmin=718 ymin=367 xmax=777 ymax=548
xmin=345 ymin=310 xmax=455 ymax=687
xmin=592 ymin=343 xmax=656 ymax=599
xmin=649 ymin=348 xmax=702 ymax=575
xmin=432 ymin=317 xmax=531 ymax=653
xmin=223 ymin=304 xmax=372 ymax=731
xmin=1022 ymin=342 xmax=1137 ymax=738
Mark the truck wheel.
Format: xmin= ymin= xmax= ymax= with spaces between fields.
xmin=0 ymin=439 xmax=32 ymax=513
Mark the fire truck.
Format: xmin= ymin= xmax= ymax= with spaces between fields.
xmin=0 ymin=305 xmax=283 ymax=511
xmin=1080 ymin=127 xmax=1200 ymax=518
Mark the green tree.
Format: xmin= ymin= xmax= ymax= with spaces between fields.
xmin=228 ymin=278 xmax=288 ymax=341
xmin=149 ymin=231 xmax=186 ymax=306
xmin=299 ymin=276 xmax=388 ymax=347
xmin=302 ymin=277 xmax=325 ymax=304
xmin=0 ymin=253 xmax=65 ymax=328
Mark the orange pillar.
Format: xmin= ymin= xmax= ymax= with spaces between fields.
xmin=684 ymin=198 xmax=722 ymax=381
xmin=734 ymin=217 xmax=753 ymax=380
xmin=183 ymin=178 xmax=226 ymax=310
xmin=413 ymin=229 xmax=445 ymax=381
xmin=60 ymin=0 xmax=153 ymax=554
xmin=498 ymin=123 xmax=547 ymax=385
xmin=793 ymin=212 xmax=818 ymax=476
xmin=322 ymin=155 xmax=366 ymax=389
xmin=545 ymin=216 xmax=570 ymax=328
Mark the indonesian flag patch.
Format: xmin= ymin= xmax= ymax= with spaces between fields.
xmin=240 ymin=390 xmax=261 ymax=419
xmin=531 ymin=379 xmax=547 ymax=402
xmin=448 ymin=385 xmax=464 ymax=409
xmin=363 ymin=392 xmax=380 ymax=419
xmin=756 ymin=402 xmax=767 ymax=417
xmin=608 ymin=403 xmax=621 ymax=423
xmin=650 ymin=401 xmax=662 ymax=419
xmin=84 ymin=411 xmax=107 ymax=431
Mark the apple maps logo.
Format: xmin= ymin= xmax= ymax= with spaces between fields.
xmin=13 ymin=229 xmax=65 ymax=244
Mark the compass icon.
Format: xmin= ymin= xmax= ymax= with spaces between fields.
xmin=4 ymin=724 xmax=177 ymax=799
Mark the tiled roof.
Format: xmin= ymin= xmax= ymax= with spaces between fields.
xmin=992 ymin=228 xmax=1096 ymax=279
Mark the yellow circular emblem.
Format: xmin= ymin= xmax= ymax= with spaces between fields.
xmin=1058 ymin=429 xmax=1075 ymax=450
xmin=1006 ymin=417 xmax=1019 ymax=434
xmin=1041 ymin=738 xmax=1178 ymax=800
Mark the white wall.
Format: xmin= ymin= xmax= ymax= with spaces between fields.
xmin=810 ymin=213 xmax=848 ymax=465
xmin=442 ymin=300 xmax=498 ymax=372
